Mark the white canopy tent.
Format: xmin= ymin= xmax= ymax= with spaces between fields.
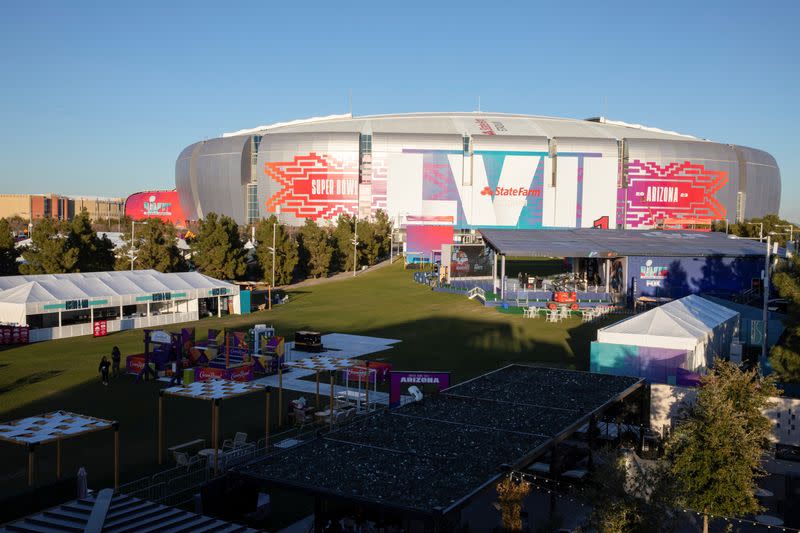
xmin=0 ymin=270 xmax=239 ymax=342
xmin=597 ymin=295 xmax=739 ymax=373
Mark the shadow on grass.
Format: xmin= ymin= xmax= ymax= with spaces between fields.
xmin=0 ymin=309 xmax=595 ymax=527
xmin=0 ymin=370 xmax=65 ymax=396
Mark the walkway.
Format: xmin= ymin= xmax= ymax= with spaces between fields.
xmin=251 ymin=333 xmax=403 ymax=406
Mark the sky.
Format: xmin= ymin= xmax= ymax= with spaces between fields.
xmin=0 ymin=0 xmax=798 ymax=221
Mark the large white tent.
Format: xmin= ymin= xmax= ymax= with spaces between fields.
xmin=595 ymin=295 xmax=739 ymax=377
xmin=0 ymin=270 xmax=240 ymax=342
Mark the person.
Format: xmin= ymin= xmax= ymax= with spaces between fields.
xmin=168 ymin=353 xmax=183 ymax=386
xmin=98 ymin=356 xmax=111 ymax=386
xmin=111 ymin=346 xmax=121 ymax=378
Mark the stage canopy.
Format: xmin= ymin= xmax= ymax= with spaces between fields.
xmin=236 ymin=365 xmax=643 ymax=518
xmin=479 ymin=228 xmax=768 ymax=258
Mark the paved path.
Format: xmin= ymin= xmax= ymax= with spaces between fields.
xmin=251 ymin=333 xmax=404 ymax=406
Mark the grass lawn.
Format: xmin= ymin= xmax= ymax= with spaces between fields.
xmin=0 ymin=261 xmax=615 ymax=524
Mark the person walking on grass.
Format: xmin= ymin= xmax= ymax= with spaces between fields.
xmin=98 ymin=356 xmax=111 ymax=386
xmin=111 ymin=346 xmax=121 ymax=378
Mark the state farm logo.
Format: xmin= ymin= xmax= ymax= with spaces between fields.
xmin=481 ymin=186 xmax=541 ymax=198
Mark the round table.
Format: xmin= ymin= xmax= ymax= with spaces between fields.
xmin=755 ymin=487 xmax=774 ymax=498
xmin=755 ymin=515 xmax=783 ymax=526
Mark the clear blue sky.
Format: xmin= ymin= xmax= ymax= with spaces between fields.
xmin=1 ymin=0 xmax=798 ymax=221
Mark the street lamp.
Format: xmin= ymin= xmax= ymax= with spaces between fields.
xmin=352 ymin=216 xmax=359 ymax=277
xmin=129 ymin=221 xmax=139 ymax=271
xmin=747 ymin=222 xmax=764 ymax=242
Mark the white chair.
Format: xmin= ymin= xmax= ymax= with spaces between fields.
xmin=222 ymin=431 xmax=248 ymax=451
xmin=546 ymin=310 xmax=560 ymax=323
xmin=173 ymin=451 xmax=204 ymax=471
xmin=559 ymin=307 xmax=570 ymax=320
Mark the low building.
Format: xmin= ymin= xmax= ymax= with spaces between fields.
xmin=0 ymin=193 xmax=124 ymax=222
xmin=0 ymin=270 xmax=241 ymax=342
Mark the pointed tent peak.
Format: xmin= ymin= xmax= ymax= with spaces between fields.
xmin=0 ymin=281 xmax=57 ymax=305
xmin=599 ymin=294 xmax=740 ymax=343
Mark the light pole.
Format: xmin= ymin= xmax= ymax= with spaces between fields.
xmin=129 ymin=221 xmax=138 ymax=271
xmin=748 ymin=222 xmax=764 ymax=242
xmin=270 ymin=222 xmax=276 ymax=288
xmin=352 ymin=216 xmax=358 ymax=277
xmin=761 ymin=234 xmax=771 ymax=365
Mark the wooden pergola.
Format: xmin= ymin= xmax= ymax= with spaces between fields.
xmin=0 ymin=410 xmax=119 ymax=489
xmin=158 ymin=379 xmax=270 ymax=474
xmin=284 ymin=356 xmax=357 ymax=430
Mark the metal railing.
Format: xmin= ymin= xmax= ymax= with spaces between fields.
xmin=117 ymin=422 xmax=351 ymax=506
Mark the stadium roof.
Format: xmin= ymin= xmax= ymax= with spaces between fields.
xmin=0 ymin=491 xmax=256 ymax=532
xmin=221 ymin=111 xmax=711 ymax=142
xmin=0 ymin=270 xmax=237 ymax=306
xmin=236 ymin=365 xmax=642 ymax=517
xmin=480 ymin=228 xmax=768 ymax=258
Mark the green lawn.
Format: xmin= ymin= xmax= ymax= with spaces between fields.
xmin=0 ymin=261 xmax=615 ymax=524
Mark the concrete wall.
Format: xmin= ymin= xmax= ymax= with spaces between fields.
xmin=650 ymin=383 xmax=800 ymax=446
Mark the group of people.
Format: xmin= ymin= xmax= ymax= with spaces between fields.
xmin=99 ymin=345 xmax=185 ymax=386
xmin=516 ymin=272 xmax=537 ymax=290
xmin=98 ymin=346 xmax=121 ymax=386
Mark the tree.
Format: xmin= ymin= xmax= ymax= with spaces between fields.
xmin=0 ymin=218 xmax=20 ymax=275
xmin=583 ymin=449 xmax=676 ymax=533
xmin=332 ymin=214 xmax=356 ymax=272
xmin=667 ymin=359 xmax=779 ymax=533
xmin=356 ymin=218 xmax=381 ymax=267
xmin=20 ymin=219 xmax=78 ymax=274
xmin=190 ymin=213 xmax=247 ymax=280
xmin=372 ymin=209 xmax=393 ymax=258
xmin=254 ymin=216 xmax=298 ymax=285
xmin=720 ymin=214 xmax=798 ymax=247
xmin=770 ymin=253 xmax=800 ymax=380
xmin=298 ymin=219 xmax=333 ymax=279
xmin=115 ymin=218 xmax=185 ymax=272
xmin=67 ymin=210 xmax=115 ymax=272
xmin=495 ymin=476 xmax=531 ymax=532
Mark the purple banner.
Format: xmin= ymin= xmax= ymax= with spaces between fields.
xmin=389 ymin=371 xmax=451 ymax=408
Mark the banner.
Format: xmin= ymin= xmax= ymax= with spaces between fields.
xmin=449 ymin=244 xmax=493 ymax=278
xmin=125 ymin=190 xmax=186 ymax=226
xmin=389 ymin=371 xmax=451 ymax=408
xmin=93 ymin=320 xmax=108 ymax=337
xmin=0 ymin=325 xmax=29 ymax=345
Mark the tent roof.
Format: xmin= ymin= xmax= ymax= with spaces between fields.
xmin=598 ymin=295 xmax=738 ymax=343
xmin=479 ymin=228 xmax=768 ymax=258
xmin=0 ymin=270 xmax=236 ymax=306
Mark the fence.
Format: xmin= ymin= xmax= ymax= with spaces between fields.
xmin=117 ymin=421 xmax=349 ymax=506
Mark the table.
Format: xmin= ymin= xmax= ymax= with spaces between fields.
xmin=561 ymin=469 xmax=589 ymax=480
xmin=755 ymin=487 xmax=774 ymax=498
xmin=198 ymin=448 xmax=221 ymax=460
xmin=274 ymin=438 xmax=302 ymax=449
xmin=755 ymin=515 xmax=783 ymax=526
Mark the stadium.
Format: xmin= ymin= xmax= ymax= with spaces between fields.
xmin=174 ymin=112 xmax=781 ymax=229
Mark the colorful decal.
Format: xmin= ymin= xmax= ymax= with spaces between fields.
xmin=639 ymin=259 xmax=669 ymax=288
xmin=265 ymin=153 xmax=359 ymax=220
xmin=617 ymin=161 xmax=728 ymax=229
xmin=389 ymin=371 xmax=451 ymax=408
xmin=593 ymin=216 xmax=610 ymax=229
xmin=125 ymin=190 xmax=186 ymax=225
xmin=406 ymin=225 xmax=454 ymax=259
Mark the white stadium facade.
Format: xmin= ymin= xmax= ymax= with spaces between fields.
xmin=175 ymin=112 xmax=781 ymax=230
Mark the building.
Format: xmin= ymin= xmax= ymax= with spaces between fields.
xmin=0 ymin=270 xmax=241 ymax=342
xmin=478 ymin=227 xmax=771 ymax=301
xmin=0 ymin=194 xmax=124 ymax=222
xmin=175 ymin=112 xmax=781 ymax=229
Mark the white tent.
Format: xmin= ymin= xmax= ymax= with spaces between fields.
xmin=0 ymin=270 xmax=240 ymax=342
xmin=597 ymin=295 xmax=739 ymax=373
